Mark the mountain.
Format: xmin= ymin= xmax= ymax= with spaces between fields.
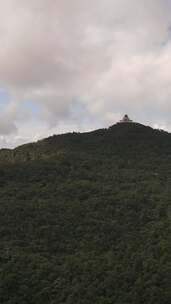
xmin=0 ymin=122 xmax=171 ymax=304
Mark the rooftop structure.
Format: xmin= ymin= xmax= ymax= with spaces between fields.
xmin=119 ymin=114 xmax=133 ymax=123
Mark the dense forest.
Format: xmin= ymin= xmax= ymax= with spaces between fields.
xmin=0 ymin=122 xmax=171 ymax=303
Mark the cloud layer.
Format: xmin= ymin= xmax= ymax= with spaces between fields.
xmin=0 ymin=0 xmax=171 ymax=147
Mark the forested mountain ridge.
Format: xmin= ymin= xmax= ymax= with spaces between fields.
xmin=0 ymin=122 xmax=170 ymax=162
xmin=0 ymin=122 xmax=171 ymax=304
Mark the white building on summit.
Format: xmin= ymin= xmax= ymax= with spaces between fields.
xmin=119 ymin=114 xmax=133 ymax=123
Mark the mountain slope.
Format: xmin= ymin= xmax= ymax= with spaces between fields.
xmin=0 ymin=123 xmax=171 ymax=304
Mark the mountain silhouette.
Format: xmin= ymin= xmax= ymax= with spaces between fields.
xmin=0 ymin=122 xmax=171 ymax=304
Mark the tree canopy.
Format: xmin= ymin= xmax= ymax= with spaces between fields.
xmin=0 ymin=123 xmax=171 ymax=303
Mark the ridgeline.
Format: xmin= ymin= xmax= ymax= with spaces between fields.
xmin=0 ymin=122 xmax=171 ymax=303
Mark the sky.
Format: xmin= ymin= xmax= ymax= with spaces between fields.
xmin=0 ymin=0 xmax=171 ymax=148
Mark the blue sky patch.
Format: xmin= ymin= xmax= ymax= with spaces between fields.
xmin=22 ymin=100 xmax=40 ymax=117
xmin=0 ymin=89 xmax=11 ymax=108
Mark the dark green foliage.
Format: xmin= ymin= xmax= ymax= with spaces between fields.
xmin=0 ymin=123 xmax=171 ymax=303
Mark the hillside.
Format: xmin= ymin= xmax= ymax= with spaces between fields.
xmin=0 ymin=122 xmax=171 ymax=304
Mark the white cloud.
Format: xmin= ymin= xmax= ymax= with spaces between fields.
xmin=0 ymin=0 xmax=171 ymax=147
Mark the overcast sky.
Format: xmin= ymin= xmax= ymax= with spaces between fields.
xmin=0 ymin=0 xmax=171 ymax=147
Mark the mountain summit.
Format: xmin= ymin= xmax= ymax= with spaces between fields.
xmin=0 ymin=122 xmax=171 ymax=303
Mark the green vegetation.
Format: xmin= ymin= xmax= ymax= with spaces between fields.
xmin=0 ymin=123 xmax=171 ymax=303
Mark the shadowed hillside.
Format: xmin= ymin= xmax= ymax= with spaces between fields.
xmin=0 ymin=122 xmax=171 ymax=304
xmin=0 ymin=122 xmax=170 ymax=161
